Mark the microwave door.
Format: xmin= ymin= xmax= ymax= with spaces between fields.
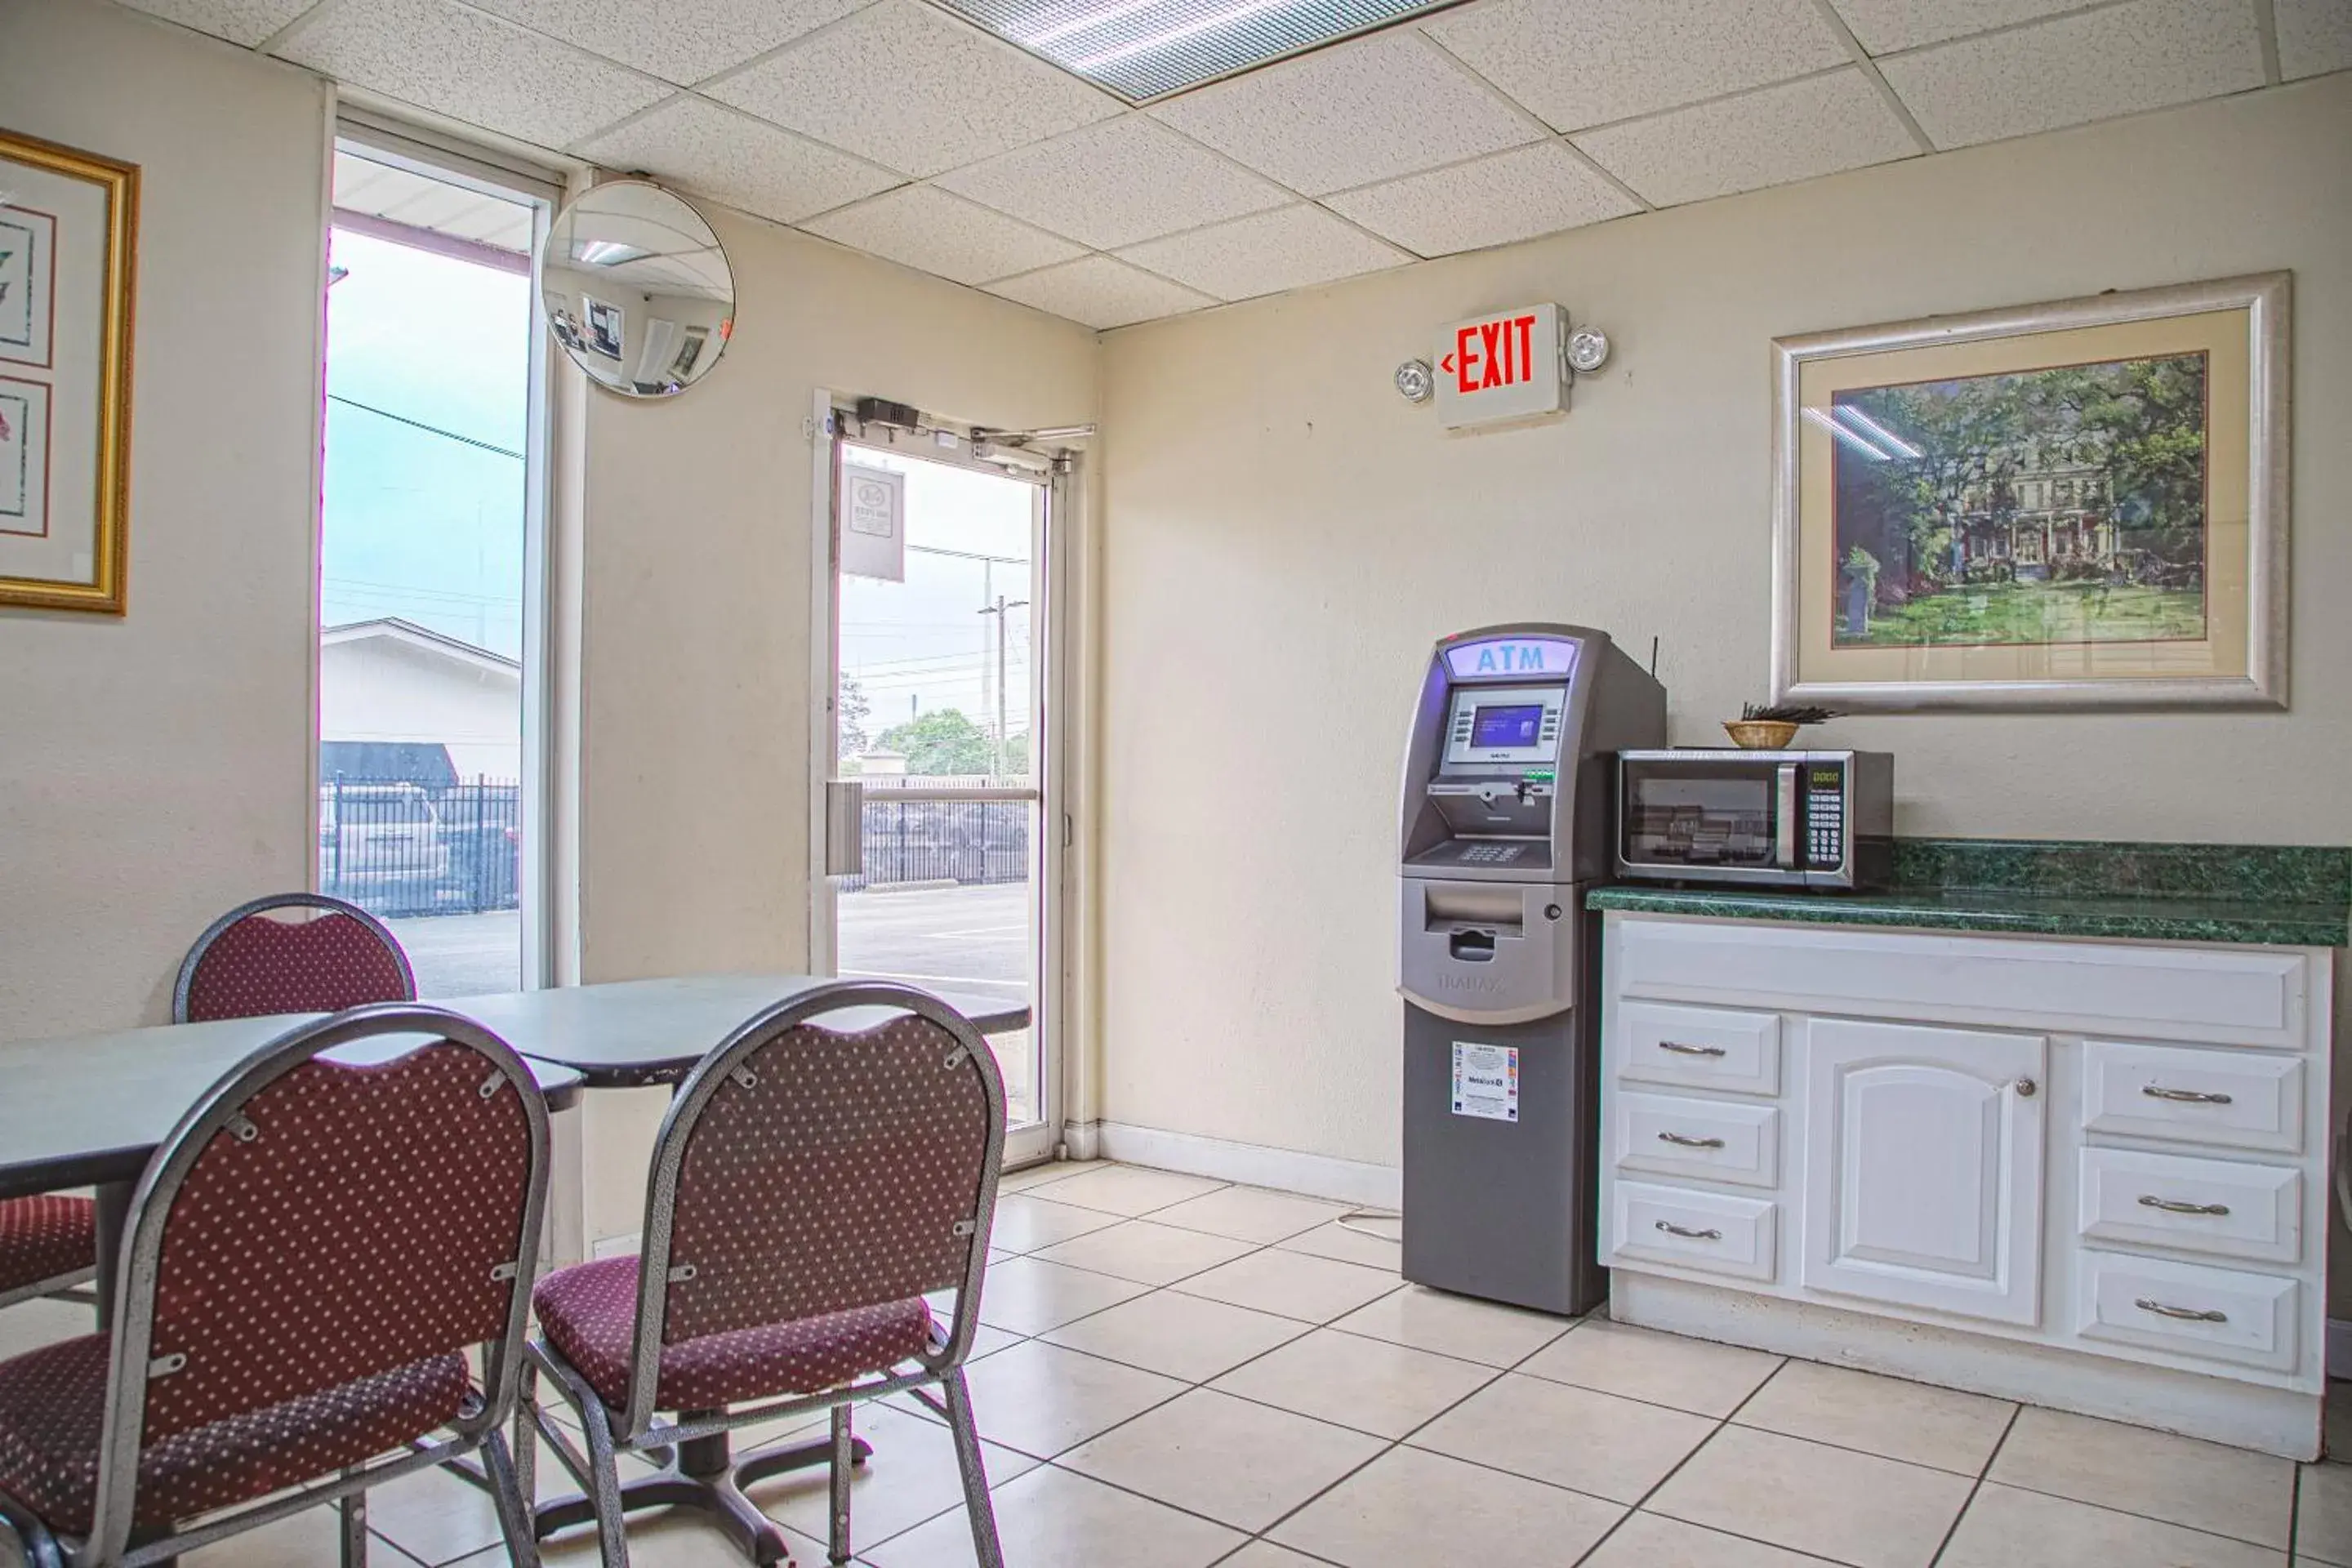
xmin=1620 ymin=760 xmax=1788 ymax=876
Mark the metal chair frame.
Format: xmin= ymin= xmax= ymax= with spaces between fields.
xmin=520 ymin=981 xmax=1007 ymax=1568
xmin=171 ymin=893 xmax=416 ymax=1023
xmin=0 ymin=1267 xmax=98 ymax=1314
xmin=0 ymin=1004 xmax=552 ymax=1568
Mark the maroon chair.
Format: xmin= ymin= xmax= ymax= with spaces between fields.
xmin=0 ymin=1004 xmax=551 ymax=1568
xmin=521 ymin=982 xmax=1005 ymax=1568
xmin=172 ymin=893 xmax=416 ymax=1024
xmin=0 ymin=1197 xmax=96 ymax=1312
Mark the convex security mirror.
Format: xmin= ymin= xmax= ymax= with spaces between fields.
xmin=540 ymin=179 xmax=734 ymax=399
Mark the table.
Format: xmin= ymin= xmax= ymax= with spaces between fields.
xmin=0 ymin=975 xmax=1028 ymax=1564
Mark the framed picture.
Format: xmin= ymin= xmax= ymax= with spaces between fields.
xmin=1771 ymin=274 xmax=2288 ymax=709
xmin=0 ymin=127 xmax=137 ymax=615
xmin=582 ymin=294 xmax=623 ymax=359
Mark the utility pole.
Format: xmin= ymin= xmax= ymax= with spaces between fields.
xmin=977 ymin=594 xmax=1029 ymax=778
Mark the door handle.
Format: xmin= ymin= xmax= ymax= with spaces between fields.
xmin=1656 ymin=1132 xmax=1726 ymax=1149
xmin=2137 ymin=1196 xmax=2231 ymax=1217
xmin=1773 ymin=764 xmax=1798 ymax=871
xmin=1653 ymin=1220 xmax=1722 ymax=1241
xmin=1657 ymin=1040 xmax=1727 ymax=1058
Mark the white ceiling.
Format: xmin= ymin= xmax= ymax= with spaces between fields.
xmin=120 ymin=0 xmax=2349 ymax=330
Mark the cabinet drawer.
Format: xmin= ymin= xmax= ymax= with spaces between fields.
xmin=1617 ymin=1000 xmax=1780 ymax=1095
xmin=1615 ymin=1092 xmax=1780 ymax=1189
xmin=1609 ymin=1181 xmax=1776 ymax=1282
xmin=2082 ymin=1041 xmax=2303 ymax=1154
xmin=2075 ymin=1249 xmax=2299 ymax=1374
xmin=2078 ymin=1148 xmax=2301 ymax=1266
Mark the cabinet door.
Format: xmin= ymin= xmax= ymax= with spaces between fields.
xmin=1802 ymin=1018 xmax=2047 ymax=1325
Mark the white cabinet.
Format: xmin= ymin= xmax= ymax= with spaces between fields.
xmin=1799 ymin=1018 xmax=2047 ymax=1326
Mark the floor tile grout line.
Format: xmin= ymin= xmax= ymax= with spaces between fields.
xmin=1927 ymin=1403 xmax=2021 ymax=1567
xmin=1563 ymin=1350 xmax=1790 ymax=1567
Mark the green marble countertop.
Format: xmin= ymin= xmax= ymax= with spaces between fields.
xmin=1587 ymin=839 xmax=2352 ymax=947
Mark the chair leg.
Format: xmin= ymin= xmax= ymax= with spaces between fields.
xmin=338 ymin=1489 xmax=368 ymax=1568
xmin=942 ymin=1369 xmax=1002 ymax=1568
xmin=514 ymin=1356 xmax=540 ymax=1506
xmin=828 ymin=1405 xmax=855 ymax=1566
xmin=577 ymin=1396 xmax=634 ymax=1568
xmin=479 ymin=1428 xmax=543 ymax=1568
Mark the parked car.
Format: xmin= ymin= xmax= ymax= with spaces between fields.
xmin=318 ymin=782 xmax=448 ymax=915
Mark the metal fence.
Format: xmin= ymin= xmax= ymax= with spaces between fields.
xmin=318 ymin=776 xmax=521 ymax=919
xmin=844 ymin=799 xmax=1031 ymax=893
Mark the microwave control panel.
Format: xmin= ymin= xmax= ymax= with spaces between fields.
xmin=1803 ymin=762 xmax=1845 ymax=867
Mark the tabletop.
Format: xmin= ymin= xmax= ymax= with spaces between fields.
xmin=0 ymin=1013 xmax=587 ymax=1200
xmin=0 ymin=975 xmax=1027 ymax=1199
xmin=437 ymin=973 xmax=1031 ymax=1088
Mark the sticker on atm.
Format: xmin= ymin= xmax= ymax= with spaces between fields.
xmin=1450 ymin=1042 xmax=1520 ymax=1122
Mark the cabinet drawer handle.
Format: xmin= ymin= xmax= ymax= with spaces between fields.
xmin=1654 ymin=1220 xmax=1722 ymax=1241
xmin=2136 ymin=1195 xmax=2232 ymax=1217
xmin=2134 ymin=1297 xmax=2229 ymax=1324
xmin=1657 ymin=1040 xmax=1727 ymax=1058
xmin=2141 ymin=1085 xmax=2234 ymax=1105
xmin=1657 ymin=1132 xmax=1727 ymax=1149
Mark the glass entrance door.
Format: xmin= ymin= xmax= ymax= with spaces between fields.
xmin=819 ymin=425 xmax=1063 ymax=1164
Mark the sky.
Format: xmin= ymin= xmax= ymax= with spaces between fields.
xmin=320 ymin=206 xmax=1037 ymax=747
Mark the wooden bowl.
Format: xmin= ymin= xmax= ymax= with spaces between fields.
xmin=1723 ymin=719 xmax=1801 ymax=750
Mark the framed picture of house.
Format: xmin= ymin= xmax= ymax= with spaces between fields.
xmin=1771 ymin=274 xmax=2288 ymax=710
xmin=0 ymin=126 xmax=137 ymax=615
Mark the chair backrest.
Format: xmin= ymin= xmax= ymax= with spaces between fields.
xmin=626 ymin=982 xmax=1004 ymax=1432
xmin=174 ymin=893 xmax=416 ymax=1022
xmin=87 ymin=1004 xmax=550 ymax=1558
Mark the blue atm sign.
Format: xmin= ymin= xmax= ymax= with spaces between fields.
xmin=1445 ymin=636 xmax=1580 ymax=682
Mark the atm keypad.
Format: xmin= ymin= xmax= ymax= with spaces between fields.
xmin=1458 ymin=844 xmax=1526 ymax=864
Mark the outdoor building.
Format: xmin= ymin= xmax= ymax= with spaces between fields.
xmin=1955 ymin=459 xmax=2120 ymax=577
xmin=318 ymin=617 xmax=522 ymax=782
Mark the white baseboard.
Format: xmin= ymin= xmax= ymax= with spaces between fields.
xmin=2330 ymin=1318 xmax=2352 ymax=1383
xmin=1091 ymin=1120 xmax=1401 ymax=1209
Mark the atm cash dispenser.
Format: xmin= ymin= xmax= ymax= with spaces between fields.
xmin=1396 ymin=624 xmax=1665 ymax=1316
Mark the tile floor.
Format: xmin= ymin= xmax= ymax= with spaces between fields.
xmin=1 ymin=1159 xmax=2345 ymax=1568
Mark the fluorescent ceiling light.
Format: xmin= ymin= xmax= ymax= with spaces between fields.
xmin=1833 ymin=404 xmax=1922 ymax=459
xmin=1804 ymin=406 xmax=1889 ymax=461
xmin=576 ymin=240 xmax=652 ymax=267
xmin=927 ymin=0 xmax=1469 ymax=103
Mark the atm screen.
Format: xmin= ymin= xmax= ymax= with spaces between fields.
xmin=1471 ymin=705 xmax=1544 ymax=748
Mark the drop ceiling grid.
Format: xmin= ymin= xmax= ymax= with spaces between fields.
xmin=111 ymin=0 xmax=2331 ymax=329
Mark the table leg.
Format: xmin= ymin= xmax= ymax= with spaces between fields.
xmin=91 ymin=1181 xmax=133 ymax=1330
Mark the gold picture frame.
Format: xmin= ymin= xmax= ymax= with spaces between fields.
xmin=0 ymin=127 xmax=138 ymax=615
xmin=1771 ymin=274 xmax=2289 ymax=710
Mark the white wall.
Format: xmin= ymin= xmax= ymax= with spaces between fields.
xmin=318 ymin=636 xmax=523 ymax=779
xmin=1095 ymin=76 xmax=2352 ymax=1172
xmin=0 ymin=0 xmax=329 ymax=1039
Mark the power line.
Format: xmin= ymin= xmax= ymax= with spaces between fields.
xmin=327 ymin=393 xmax=525 ymax=460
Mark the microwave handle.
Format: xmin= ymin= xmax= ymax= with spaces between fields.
xmin=1775 ymin=763 xmax=1799 ymax=871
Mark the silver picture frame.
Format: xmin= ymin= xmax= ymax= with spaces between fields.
xmin=1770 ymin=272 xmax=2290 ymax=710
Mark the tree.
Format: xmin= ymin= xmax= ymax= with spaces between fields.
xmin=875 ymin=709 xmax=993 ymax=775
xmin=836 ymin=676 xmax=871 ymax=767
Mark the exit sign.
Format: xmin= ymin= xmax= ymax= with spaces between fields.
xmin=1436 ymin=303 xmax=1566 ymax=430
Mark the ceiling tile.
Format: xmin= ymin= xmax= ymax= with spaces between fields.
xmin=1825 ymin=0 xmax=2103 ymax=56
xmin=577 ymin=96 xmax=900 ymax=225
xmin=1116 ymin=204 xmax=1409 ymax=301
xmin=1575 ymin=68 xmax=1918 ymax=207
xmin=112 ymin=0 xmax=318 ymax=47
xmin=280 ymin=0 xmax=670 ymax=149
xmin=937 ymin=118 xmax=1290 ymax=250
xmin=466 ymin=0 xmax=871 ymax=86
xmin=1424 ymin=0 xmax=1848 ymax=132
xmin=986 ymin=255 xmax=1216 ymax=329
xmin=802 ymin=185 xmax=1085 ymax=284
xmin=1324 ymin=141 xmax=1641 ymax=256
xmin=704 ymin=0 xmax=1120 ymax=177
xmin=1878 ymin=0 xmax=2265 ymax=149
xmin=1148 ymin=30 xmax=1539 ymax=197
xmin=2276 ymin=0 xmax=2352 ymax=81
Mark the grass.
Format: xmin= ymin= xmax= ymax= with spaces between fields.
xmin=1838 ymin=579 xmax=2206 ymax=648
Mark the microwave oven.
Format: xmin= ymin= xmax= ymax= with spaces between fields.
xmin=1615 ymin=749 xmax=1894 ymax=890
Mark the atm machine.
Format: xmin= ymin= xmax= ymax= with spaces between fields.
xmin=1396 ymin=623 xmax=1665 ymax=1316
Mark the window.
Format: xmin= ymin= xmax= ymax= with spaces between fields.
xmin=317 ymin=134 xmax=551 ymax=996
